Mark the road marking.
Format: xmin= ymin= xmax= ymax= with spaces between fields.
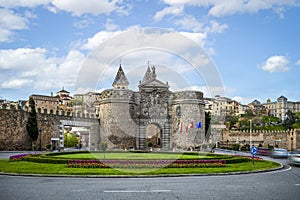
xmin=295 ymin=184 xmax=300 ymax=186
xmin=104 ymin=190 xmax=171 ymax=193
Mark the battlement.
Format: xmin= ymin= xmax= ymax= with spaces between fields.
xmin=173 ymin=91 xmax=204 ymax=105
xmin=229 ymin=129 xmax=291 ymax=134
xmin=0 ymin=104 xmax=97 ymax=119
xmin=101 ymin=89 xmax=134 ymax=99
xmin=174 ymin=91 xmax=203 ymax=100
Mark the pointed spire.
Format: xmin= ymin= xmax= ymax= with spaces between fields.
xmin=142 ymin=61 xmax=156 ymax=83
xmin=112 ymin=64 xmax=129 ymax=89
xmin=151 ymin=65 xmax=157 ymax=79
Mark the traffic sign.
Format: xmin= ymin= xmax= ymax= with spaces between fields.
xmin=251 ymin=146 xmax=258 ymax=155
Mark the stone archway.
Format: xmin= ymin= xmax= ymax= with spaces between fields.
xmin=146 ymin=123 xmax=162 ymax=148
xmin=59 ymin=119 xmax=100 ymax=151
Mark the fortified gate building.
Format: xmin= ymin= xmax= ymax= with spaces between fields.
xmin=96 ymin=65 xmax=205 ymax=150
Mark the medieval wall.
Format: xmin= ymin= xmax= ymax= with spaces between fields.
xmin=218 ymin=129 xmax=299 ymax=151
xmin=0 ymin=108 xmax=59 ymax=150
xmin=0 ymin=107 xmax=100 ymax=151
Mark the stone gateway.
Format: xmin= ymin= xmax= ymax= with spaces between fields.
xmin=96 ymin=64 xmax=206 ymax=150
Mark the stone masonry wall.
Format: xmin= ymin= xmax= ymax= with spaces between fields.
xmin=171 ymin=91 xmax=205 ymax=149
xmin=0 ymin=108 xmax=99 ymax=151
xmin=98 ymin=90 xmax=138 ymax=149
xmin=0 ymin=109 xmax=31 ymax=150
xmin=219 ymin=129 xmax=299 ymax=151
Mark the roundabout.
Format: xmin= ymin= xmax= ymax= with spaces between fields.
xmin=0 ymin=151 xmax=299 ymax=200
xmin=0 ymin=151 xmax=282 ymax=176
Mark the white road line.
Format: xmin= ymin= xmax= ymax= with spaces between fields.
xmin=104 ymin=190 xmax=171 ymax=193
xmin=295 ymin=184 xmax=300 ymax=186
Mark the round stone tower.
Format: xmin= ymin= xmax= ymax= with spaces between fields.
xmin=172 ymin=91 xmax=205 ymax=149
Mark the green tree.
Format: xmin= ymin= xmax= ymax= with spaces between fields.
xmin=205 ymin=111 xmax=211 ymax=136
xmin=243 ymin=109 xmax=255 ymax=118
xmin=26 ymin=97 xmax=38 ymax=148
xmin=262 ymin=116 xmax=280 ymax=124
xmin=64 ymin=133 xmax=79 ymax=148
xmin=99 ymin=142 xmax=108 ymax=160
xmin=225 ymin=115 xmax=239 ymax=129
xmin=284 ymin=110 xmax=298 ymax=130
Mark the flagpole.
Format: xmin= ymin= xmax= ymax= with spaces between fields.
xmin=250 ymin=119 xmax=252 ymax=147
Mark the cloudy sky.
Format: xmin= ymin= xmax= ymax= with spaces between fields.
xmin=0 ymin=0 xmax=299 ymax=104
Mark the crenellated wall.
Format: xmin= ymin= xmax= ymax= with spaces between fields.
xmin=0 ymin=107 xmax=99 ymax=151
xmin=218 ymin=129 xmax=300 ymax=151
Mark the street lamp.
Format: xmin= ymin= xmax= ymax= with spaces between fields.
xmin=250 ymin=119 xmax=252 ymax=147
xmin=39 ymin=129 xmax=42 ymax=151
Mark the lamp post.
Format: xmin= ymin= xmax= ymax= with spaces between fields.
xmin=39 ymin=129 xmax=42 ymax=151
xmin=250 ymin=119 xmax=252 ymax=147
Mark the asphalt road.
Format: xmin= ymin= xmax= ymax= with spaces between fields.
xmin=0 ymin=151 xmax=299 ymax=200
xmin=0 ymin=165 xmax=299 ymax=199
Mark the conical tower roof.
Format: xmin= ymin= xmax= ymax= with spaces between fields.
xmin=142 ymin=65 xmax=153 ymax=83
xmin=112 ymin=64 xmax=129 ymax=89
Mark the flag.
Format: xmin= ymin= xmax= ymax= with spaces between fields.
xmin=189 ymin=121 xmax=194 ymax=128
xmin=179 ymin=122 xmax=182 ymax=133
xmin=196 ymin=122 xmax=202 ymax=129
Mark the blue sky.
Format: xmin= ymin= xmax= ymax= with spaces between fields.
xmin=0 ymin=0 xmax=299 ymax=104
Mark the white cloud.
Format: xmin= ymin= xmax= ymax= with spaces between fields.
xmin=162 ymin=0 xmax=298 ymax=17
xmin=175 ymin=17 xmax=228 ymax=34
xmin=0 ymin=0 xmax=51 ymax=8
xmin=51 ymin=0 xmax=125 ymax=16
xmin=261 ymin=55 xmax=290 ymax=73
xmin=232 ymin=96 xmax=255 ymax=105
xmin=0 ymin=48 xmax=48 ymax=70
xmin=0 ymin=0 xmax=125 ymax=16
xmin=154 ymin=5 xmax=183 ymax=21
xmin=0 ymin=48 xmax=86 ymax=91
xmin=104 ymin=18 xmax=120 ymax=31
xmin=73 ymin=16 xmax=94 ymax=29
xmin=75 ymin=28 xmax=223 ymax=96
xmin=174 ymin=15 xmax=204 ymax=32
xmin=81 ymin=30 xmax=123 ymax=50
xmin=296 ymin=60 xmax=300 ymax=65
xmin=0 ymin=8 xmax=29 ymax=42
xmin=206 ymin=20 xmax=228 ymax=33
xmin=1 ymin=79 xmax=33 ymax=89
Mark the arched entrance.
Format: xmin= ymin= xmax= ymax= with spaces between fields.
xmin=146 ymin=123 xmax=161 ymax=148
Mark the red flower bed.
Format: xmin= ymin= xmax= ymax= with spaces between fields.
xmin=67 ymin=159 xmax=226 ymax=168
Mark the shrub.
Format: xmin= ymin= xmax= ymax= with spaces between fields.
xmin=232 ymin=144 xmax=240 ymax=151
xmin=46 ymin=143 xmax=51 ymax=150
xmin=241 ymin=144 xmax=250 ymax=151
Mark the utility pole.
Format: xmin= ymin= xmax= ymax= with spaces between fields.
xmin=250 ymin=119 xmax=252 ymax=147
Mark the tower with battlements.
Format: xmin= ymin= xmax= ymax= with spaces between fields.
xmin=97 ymin=64 xmax=205 ymax=150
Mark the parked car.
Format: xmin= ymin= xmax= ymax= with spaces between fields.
xmin=271 ymin=148 xmax=288 ymax=158
xmin=288 ymin=149 xmax=300 ymax=166
xmin=257 ymin=147 xmax=270 ymax=156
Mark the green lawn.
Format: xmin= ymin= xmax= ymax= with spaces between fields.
xmin=0 ymin=159 xmax=281 ymax=176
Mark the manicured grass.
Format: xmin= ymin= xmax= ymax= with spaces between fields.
xmin=52 ymin=152 xmax=213 ymax=160
xmin=0 ymin=159 xmax=281 ymax=176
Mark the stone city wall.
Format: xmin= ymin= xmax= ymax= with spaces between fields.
xmin=218 ymin=129 xmax=300 ymax=151
xmin=0 ymin=107 xmax=99 ymax=151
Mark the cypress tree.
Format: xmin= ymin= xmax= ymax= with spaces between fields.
xmin=26 ymin=97 xmax=39 ymax=146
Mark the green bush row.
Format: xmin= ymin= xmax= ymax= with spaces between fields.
xmin=45 ymin=151 xmax=90 ymax=156
xmin=22 ymin=154 xmax=250 ymax=165
xmin=23 ymin=156 xmax=69 ymax=164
